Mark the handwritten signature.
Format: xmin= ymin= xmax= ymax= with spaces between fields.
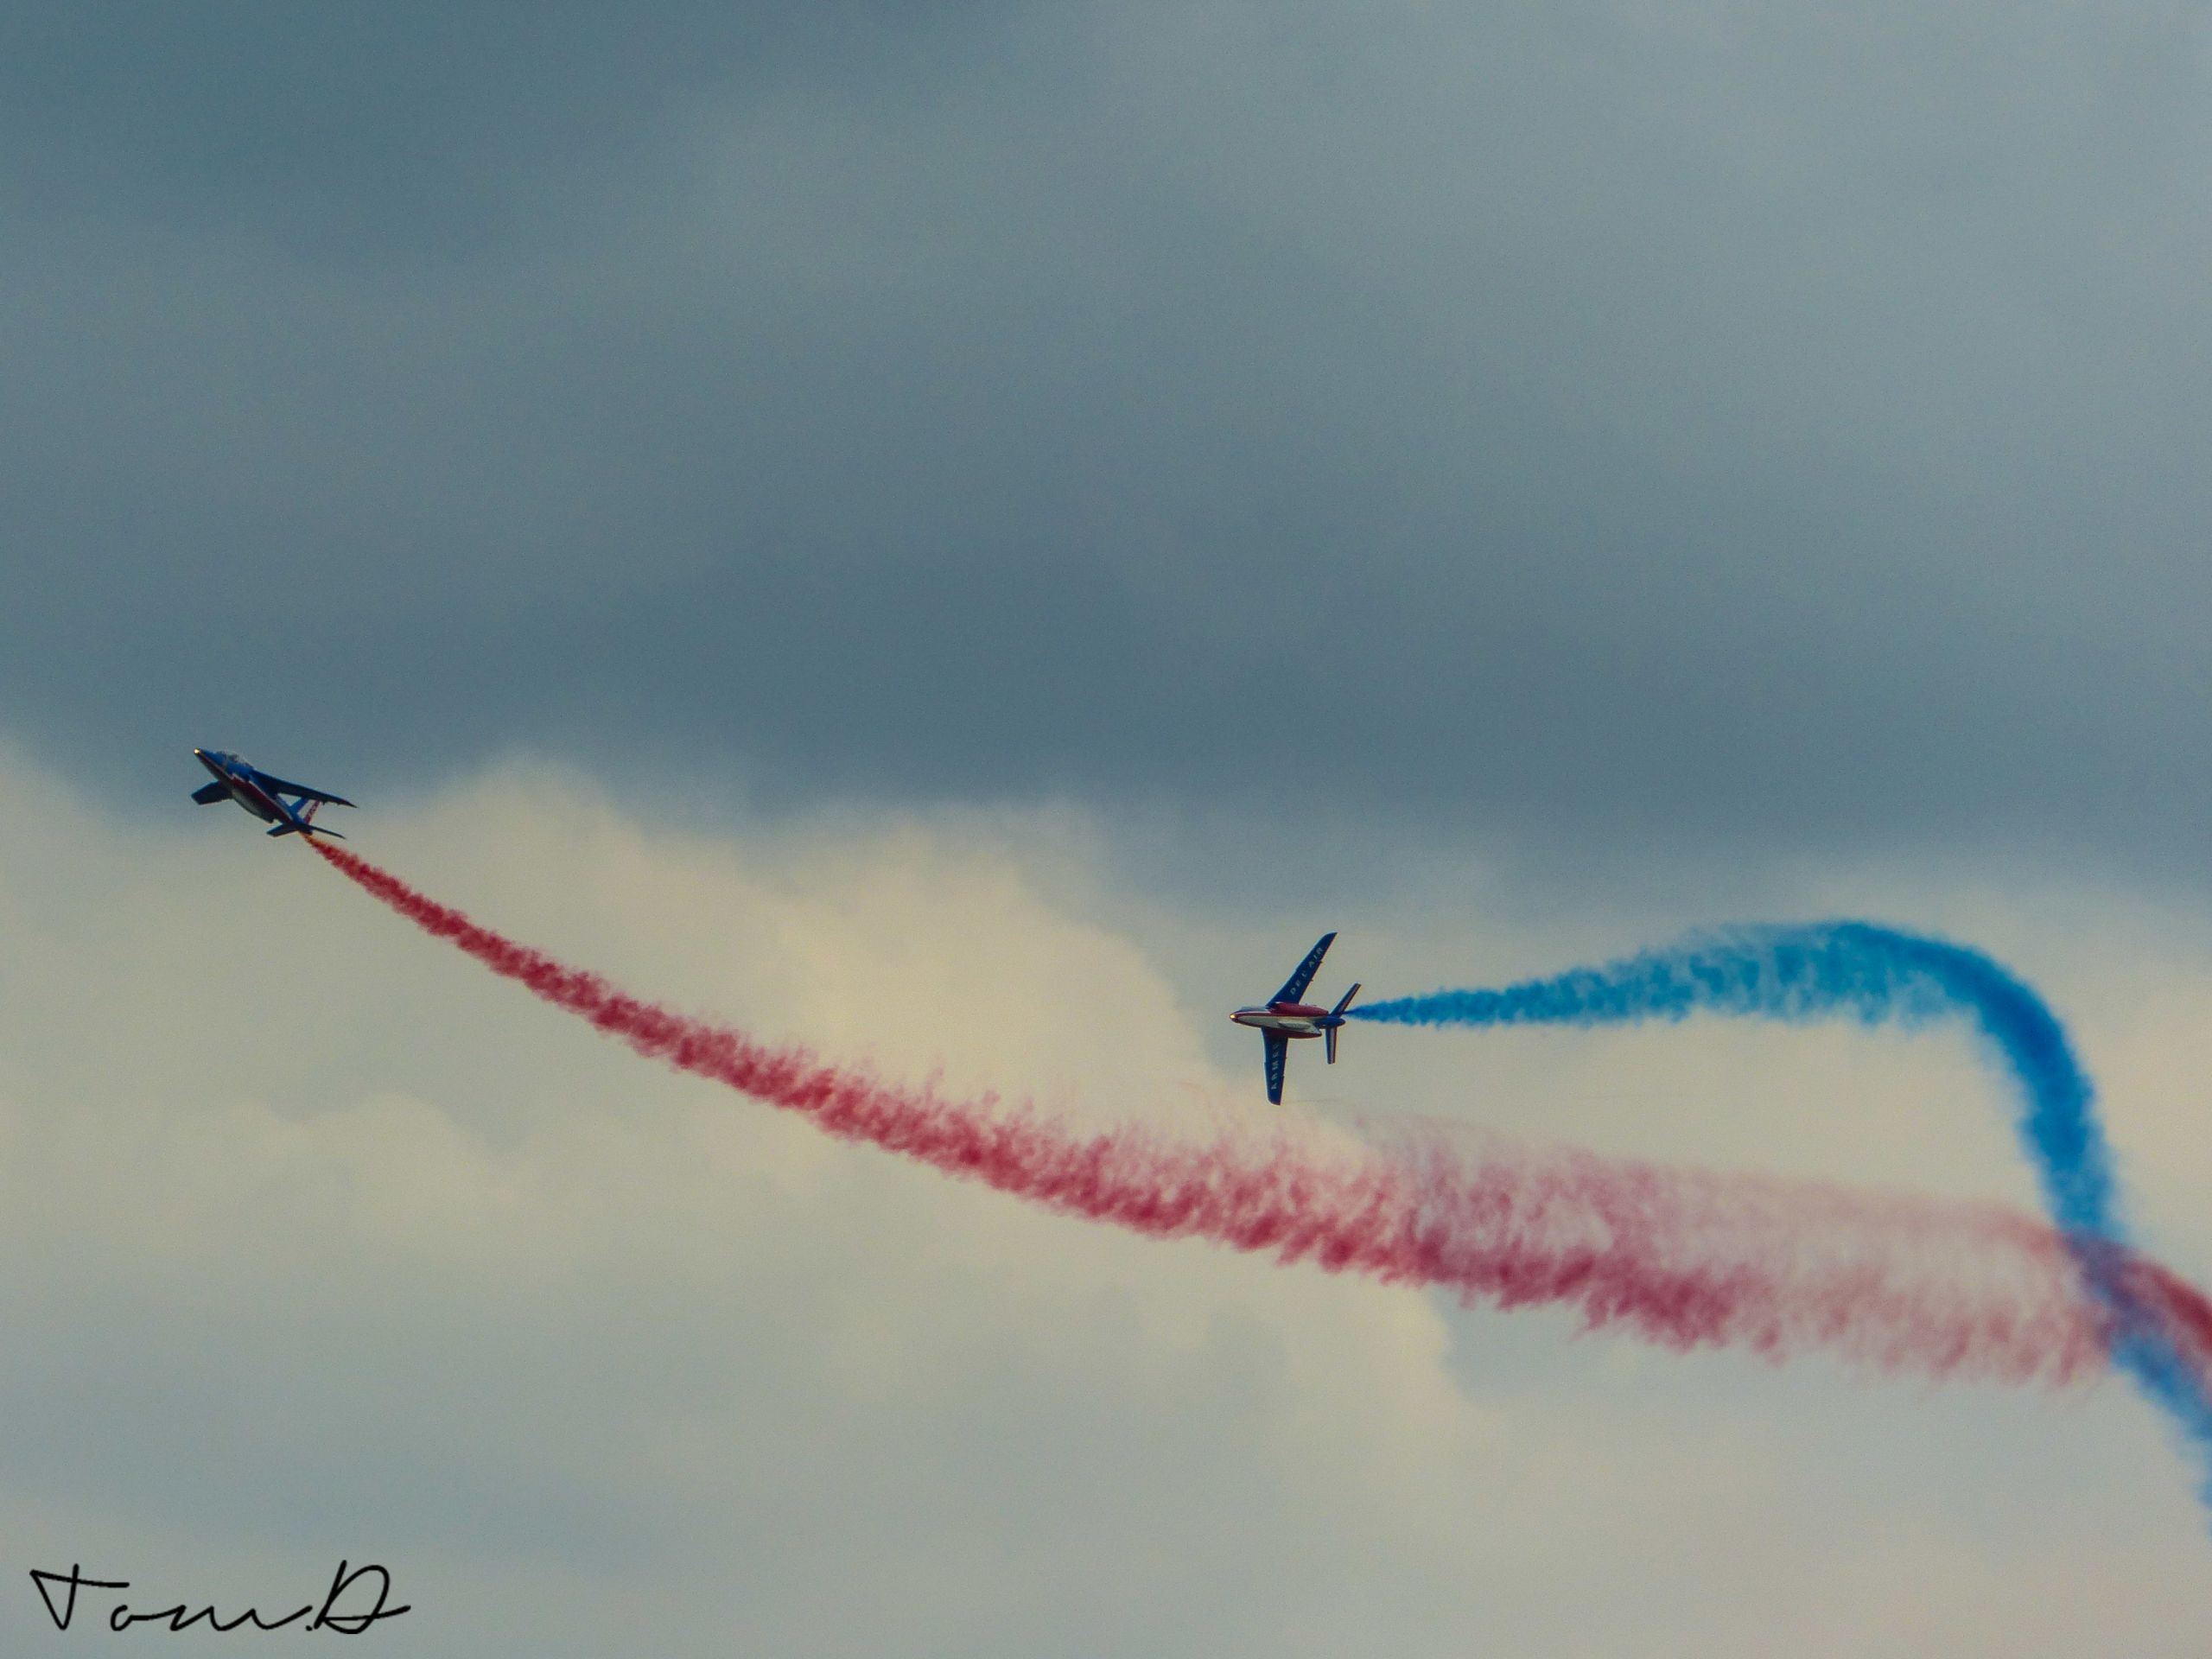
xmin=30 ymin=1560 xmax=410 ymax=1634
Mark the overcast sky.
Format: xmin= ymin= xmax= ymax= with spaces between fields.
xmin=7 ymin=0 xmax=2212 ymax=878
xmin=5 ymin=3 xmax=2212 ymax=1652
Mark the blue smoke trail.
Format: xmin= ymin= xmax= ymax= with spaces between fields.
xmin=1353 ymin=922 xmax=2212 ymax=1504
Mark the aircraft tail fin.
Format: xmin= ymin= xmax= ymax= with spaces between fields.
xmin=1325 ymin=983 xmax=1359 ymax=1065
xmin=286 ymin=798 xmax=346 ymax=839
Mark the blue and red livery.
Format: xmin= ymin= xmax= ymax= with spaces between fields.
xmin=1230 ymin=932 xmax=1360 ymax=1104
xmin=190 ymin=749 xmax=355 ymax=840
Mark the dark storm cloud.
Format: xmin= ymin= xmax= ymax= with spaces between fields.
xmin=5 ymin=0 xmax=2211 ymax=874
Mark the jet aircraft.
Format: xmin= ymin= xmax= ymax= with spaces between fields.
xmin=1230 ymin=931 xmax=1360 ymax=1104
xmin=189 ymin=749 xmax=355 ymax=839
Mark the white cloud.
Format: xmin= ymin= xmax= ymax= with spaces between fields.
xmin=0 ymin=747 xmax=2203 ymax=1654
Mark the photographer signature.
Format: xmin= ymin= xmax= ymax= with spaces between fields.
xmin=30 ymin=1560 xmax=410 ymax=1634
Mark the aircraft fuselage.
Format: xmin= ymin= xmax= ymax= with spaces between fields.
xmin=191 ymin=748 xmax=353 ymax=839
xmin=1230 ymin=1001 xmax=1338 ymax=1039
xmin=197 ymin=750 xmax=289 ymax=826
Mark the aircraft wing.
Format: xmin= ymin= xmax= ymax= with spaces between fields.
xmin=1268 ymin=931 xmax=1337 ymax=1006
xmin=253 ymin=772 xmax=356 ymax=808
xmin=190 ymin=781 xmax=231 ymax=804
xmin=1263 ymin=1032 xmax=1288 ymax=1105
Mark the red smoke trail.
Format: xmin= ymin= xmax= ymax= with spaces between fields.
xmin=315 ymin=842 xmax=2212 ymax=1390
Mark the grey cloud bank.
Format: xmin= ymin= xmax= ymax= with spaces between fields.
xmin=3 ymin=0 xmax=2208 ymax=879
